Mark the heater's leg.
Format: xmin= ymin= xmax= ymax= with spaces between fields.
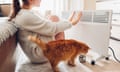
xmin=91 ymin=60 xmax=95 ymax=65
xmin=90 ymin=56 xmax=110 ymax=65
xmin=105 ymin=57 xmax=109 ymax=60
xmin=87 ymin=50 xmax=110 ymax=65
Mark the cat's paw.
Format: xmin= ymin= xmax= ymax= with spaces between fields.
xmin=67 ymin=61 xmax=76 ymax=67
xmin=54 ymin=67 xmax=60 ymax=72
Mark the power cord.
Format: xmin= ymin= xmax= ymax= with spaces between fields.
xmin=109 ymin=35 xmax=120 ymax=63
xmin=110 ymin=36 xmax=120 ymax=41
xmin=108 ymin=47 xmax=120 ymax=63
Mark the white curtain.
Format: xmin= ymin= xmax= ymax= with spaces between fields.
xmin=39 ymin=0 xmax=83 ymax=16
xmin=39 ymin=0 xmax=69 ymax=16
xmin=52 ymin=0 xmax=69 ymax=15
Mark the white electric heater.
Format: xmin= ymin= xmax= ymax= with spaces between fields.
xmin=62 ymin=10 xmax=112 ymax=64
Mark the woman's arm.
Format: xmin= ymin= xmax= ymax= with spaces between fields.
xmin=16 ymin=11 xmax=82 ymax=36
xmin=16 ymin=12 xmax=72 ymax=36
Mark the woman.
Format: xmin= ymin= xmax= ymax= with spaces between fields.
xmin=9 ymin=0 xmax=82 ymax=70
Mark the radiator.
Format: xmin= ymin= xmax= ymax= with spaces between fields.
xmin=62 ymin=10 xmax=112 ymax=63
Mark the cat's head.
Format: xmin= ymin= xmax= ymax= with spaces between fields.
xmin=80 ymin=43 xmax=90 ymax=55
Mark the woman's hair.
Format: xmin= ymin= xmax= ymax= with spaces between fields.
xmin=9 ymin=0 xmax=29 ymax=21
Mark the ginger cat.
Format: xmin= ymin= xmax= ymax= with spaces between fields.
xmin=28 ymin=36 xmax=90 ymax=72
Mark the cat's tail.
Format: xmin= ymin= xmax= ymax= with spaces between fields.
xmin=28 ymin=35 xmax=47 ymax=51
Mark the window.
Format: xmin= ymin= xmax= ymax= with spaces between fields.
xmin=0 ymin=0 xmax=11 ymax=17
xmin=96 ymin=0 xmax=120 ymax=25
xmin=0 ymin=0 xmax=12 ymax=4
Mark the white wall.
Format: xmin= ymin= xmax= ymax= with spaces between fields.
xmin=84 ymin=0 xmax=96 ymax=10
xmin=69 ymin=0 xmax=84 ymax=11
xmin=68 ymin=0 xmax=96 ymax=11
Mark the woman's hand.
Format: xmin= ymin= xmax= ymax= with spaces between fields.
xmin=68 ymin=11 xmax=75 ymax=22
xmin=68 ymin=11 xmax=82 ymax=25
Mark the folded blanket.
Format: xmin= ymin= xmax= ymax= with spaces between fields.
xmin=0 ymin=19 xmax=17 ymax=45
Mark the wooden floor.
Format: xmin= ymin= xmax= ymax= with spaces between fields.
xmin=58 ymin=59 xmax=120 ymax=72
xmin=83 ymin=60 xmax=120 ymax=72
